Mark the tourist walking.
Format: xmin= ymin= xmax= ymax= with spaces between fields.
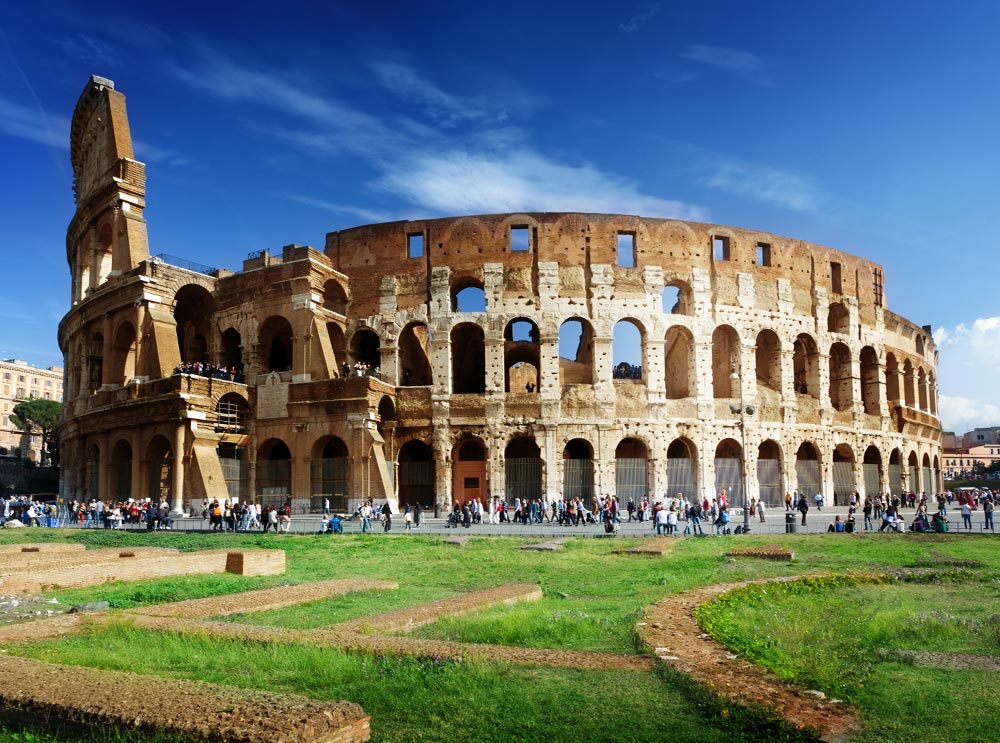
xmin=797 ymin=495 xmax=809 ymax=527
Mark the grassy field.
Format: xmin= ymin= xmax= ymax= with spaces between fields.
xmin=1 ymin=529 xmax=998 ymax=742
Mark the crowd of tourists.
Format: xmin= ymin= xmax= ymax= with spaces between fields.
xmin=173 ymin=362 xmax=244 ymax=383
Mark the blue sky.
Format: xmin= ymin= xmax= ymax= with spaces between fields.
xmin=1 ymin=1 xmax=998 ymax=433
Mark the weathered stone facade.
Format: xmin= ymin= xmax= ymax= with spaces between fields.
xmin=58 ymin=76 xmax=942 ymax=514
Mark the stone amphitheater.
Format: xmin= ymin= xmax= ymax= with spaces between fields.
xmin=58 ymin=75 xmax=942 ymax=517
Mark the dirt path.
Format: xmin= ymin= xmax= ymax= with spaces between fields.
xmin=637 ymin=578 xmax=858 ymax=743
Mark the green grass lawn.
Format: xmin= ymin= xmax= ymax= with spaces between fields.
xmin=1 ymin=529 xmax=998 ymax=742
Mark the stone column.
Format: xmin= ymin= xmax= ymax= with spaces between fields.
xmin=171 ymin=423 xmax=186 ymax=515
xmin=130 ymin=430 xmax=143 ymax=501
xmin=101 ymin=314 xmax=113 ymax=386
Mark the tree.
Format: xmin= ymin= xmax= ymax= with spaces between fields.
xmin=10 ymin=398 xmax=61 ymax=467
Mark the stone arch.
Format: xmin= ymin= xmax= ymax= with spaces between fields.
xmin=559 ymin=318 xmax=594 ymax=385
xmin=907 ymin=450 xmax=920 ymax=493
xmin=827 ymin=301 xmax=850 ymax=334
xmin=829 ymin=342 xmax=854 ymax=411
xmin=145 ymin=434 xmax=173 ymax=504
xmin=451 ymin=277 xmax=486 ymax=312
xmin=832 ymin=443 xmax=856 ymax=504
xmin=661 ymin=279 xmax=693 ymax=315
xmin=921 ymin=452 xmax=932 ymax=495
xmin=505 ymin=436 xmax=542 ymax=503
xmin=666 ymin=437 xmax=698 ymax=500
xmin=311 ymin=436 xmax=349 ymax=511
xmin=928 ymin=371 xmax=937 ymax=416
xmin=915 ymin=334 xmax=925 ymax=356
xmin=755 ymin=329 xmax=781 ymax=393
xmin=862 ymin=445 xmax=882 ymax=498
xmin=108 ymin=437 xmax=132 ymax=501
xmin=220 ymin=328 xmax=243 ymax=377
xmin=756 ymin=439 xmax=782 ymax=505
xmin=174 ymin=284 xmax=215 ymax=365
xmin=917 ymin=366 xmax=928 ymax=411
xmin=109 ymin=320 xmax=137 ymax=385
xmin=91 ymin=221 xmax=113 ymax=288
xmin=888 ymin=448 xmax=903 ymax=496
xmin=795 ymin=441 xmax=821 ymax=497
xmin=256 ymin=438 xmax=291 ymax=497
xmin=793 ymin=334 xmax=820 ymax=398
xmin=327 ymin=324 xmax=347 ymax=376
xmin=860 ymin=346 xmax=879 ymax=415
xmin=215 ymin=392 xmax=249 ymax=431
xmin=451 ymin=322 xmax=485 ymax=394
xmin=452 ymin=437 xmax=488 ymax=505
xmin=350 ymin=327 xmax=381 ymax=370
xmin=563 ymin=438 xmax=594 ymax=502
xmin=714 ymin=438 xmax=743 ymax=502
xmin=615 ymin=437 xmax=648 ymax=502
xmin=612 ymin=318 xmax=644 ymax=381
xmin=399 ymin=322 xmax=433 ymax=386
xmin=323 ymin=279 xmax=348 ymax=315
xmin=398 ymin=439 xmax=434 ymax=508
xmin=664 ymin=325 xmax=695 ymax=399
xmin=712 ymin=325 xmax=740 ymax=399
xmin=885 ymin=352 xmax=900 ymax=403
xmin=505 ymin=318 xmax=540 ymax=392
xmin=260 ymin=316 xmax=294 ymax=373
xmin=88 ymin=330 xmax=104 ymax=391
xmin=902 ymin=359 xmax=916 ymax=407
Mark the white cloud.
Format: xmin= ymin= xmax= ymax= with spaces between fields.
xmin=934 ymin=316 xmax=1000 ymax=432
xmin=368 ymin=59 xmax=490 ymax=125
xmin=679 ymin=45 xmax=769 ymax=85
xmin=286 ymin=195 xmax=395 ymax=225
xmin=375 ymin=149 xmax=707 ymax=220
xmin=60 ymin=34 xmax=124 ymax=68
xmin=701 ymin=158 xmax=820 ymax=212
xmin=619 ymin=4 xmax=660 ymax=33
xmin=0 ymin=95 xmax=68 ymax=149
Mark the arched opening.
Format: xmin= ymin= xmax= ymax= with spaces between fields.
xmin=91 ymin=222 xmax=113 ymax=288
xmin=505 ymin=319 xmax=539 ymax=392
xmin=793 ymin=334 xmax=820 ymax=398
xmin=832 ymin=444 xmax=855 ymax=505
xmin=714 ymin=438 xmax=743 ymax=502
xmin=311 ymin=436 xmax=349 ymax=512
xmin=146 ymin=435 xmax=173 ymax=504
xmin=217 ymin=440 xmax=248 ymax=503
xmin=712 ymin=325 xmax=740 ymax=399
xmin=615 ymin=438 xmax=648 ymax=502
xmin=921 ymin=453 xmax=932 ymax=496
xmin=259 ymin=316 xmax=294 ymax=373
xmin=350 ymin=328 xmax=381 ymax=372
xmin=932 ymin=455 xmax=940 ymax=493
xmin=327 ymin=324 xmax=347 ymax=376
xmin=928 ymin=372 xmax=938 ymax=416
xmin=860 ymin=346 xmax=879 ymax=415
xmin=88 ymin=331 xmax=104 ymax=391
xmin=451 ymin=322 xmax=485 ymax=393
xmin=888 ymin=448 xmax=903 ymax=496
xmin=505 ymin=437 xmax=542 ymax=503
xmin=661 ymin=280 xmax=692 ymax=315
xmin=220 ymin=328 xmax=243 ymax=378
xmin=915 ymin=335 xmax=925 ymax=356
xmin=907 ymin=451 xmax=919 ymax=494
xmin=885 ymin=353 xmax=900 ymax=403
xmin=451 ymin=280 xmax=486 ymax=312
xmin=563 ymin=439 xmax=594 ymax=501
xmin=757 ymin=440 xmax=782 ymax=506
xmin=453 ymin=438 xmax=487 ymax=505
xmin=323 ymin=280 xmax=348 ymax=315
xmin=903 ymin=359 xmax=916 ymax=408
xmin=917 ymin=367 xmax=928 ymax=411
xmin=664 ymin=326 xmax=694 ymax=399
xmin=399 ymin=322 xmax=433 ymax=386
xmin=256 ymin=439 xmax=291 ymax=501
xmin=559 ymin=318 xmax=594 ymax=385
xmin=863 ymin=446 xmax=882 ymax=499
xmin=795 ymin=442 xmax=821 ymax=498
xmin=829 ymin=342 xmax=854 ymax=411
xmin=755 ymin=329 xmax=781 ymax=393
xmin=110 ymin=321 xmax=137 ymax=385
xmin=174 ymin=285 xmax=215 ymax=365
xmin=827 ymin=302 xmax=850 ymax=334
xmin=108 ymin=438 xmax=132 ymax=501
xmin=215 ymin=392 xmax=249 ymax=432
xmin=398 ymin=440 xmax=434 ymax=508
xmin=84 ymin=443 xmax=100 ymax=501
xmin=612 ymin=319 xmax=644 ymax=381
xmin=666 ymin=438 xmax=697 ymax=500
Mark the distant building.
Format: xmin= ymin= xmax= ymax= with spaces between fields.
xmin=0 ymin=358 xmax=64 ymax=462
xmin=961 ymin=426 xmax=1000 ymax=449
xmin=942 ymin=444 xmax=1000 ymax=480
xmin=942 ymin=431 xmax=958 ymax=450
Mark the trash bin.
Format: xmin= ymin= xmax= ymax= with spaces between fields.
xmin=785 ymin=513 xmax=797 ymax=534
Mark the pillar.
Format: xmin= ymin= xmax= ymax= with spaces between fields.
xmin=171 ymin=423 xmax=186 ymax=515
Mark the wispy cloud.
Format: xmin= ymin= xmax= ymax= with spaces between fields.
xmin=60 ymin=33 xmax=123 ymax=68
xmin=679 ymin=44 xmax=769 ymax=85
xmin=369 ymin=58 xmax=489 ymax=125
xmin=0 ymin=95 xmax=68 ymax=149
xmin=700 ymin=157 xmax=820 ymax=212
xmin=619 ymin=4 xmax=660 ymax=33
xmin=286 ymin=195 xmax=395 ymax=225
xmin=934 ymin=317 xmax=1000 ymax=432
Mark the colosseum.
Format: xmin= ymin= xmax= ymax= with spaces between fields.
xmin=57 ymin=76 xmax=943 ymax=516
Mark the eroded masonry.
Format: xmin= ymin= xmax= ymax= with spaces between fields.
xmin=57 ymin=76 xmax=942 ymax=515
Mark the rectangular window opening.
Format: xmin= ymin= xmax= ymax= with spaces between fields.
xmin=511 ymin=226 xmax=530 ymax=252
xmin=407 ymin=233 xmax=424 ymax=259
xmin=756 ymin=242 xmax=771 ymax=267
xmin=831 ymin=261 xmax=843 ymax=294
xmin=617 ymin=232 xmax=636 ymax=267
xmin=712 ymin=236 xmax=731 ymax=261
xmin=873 ymin=268 xmax=884 ymax=307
